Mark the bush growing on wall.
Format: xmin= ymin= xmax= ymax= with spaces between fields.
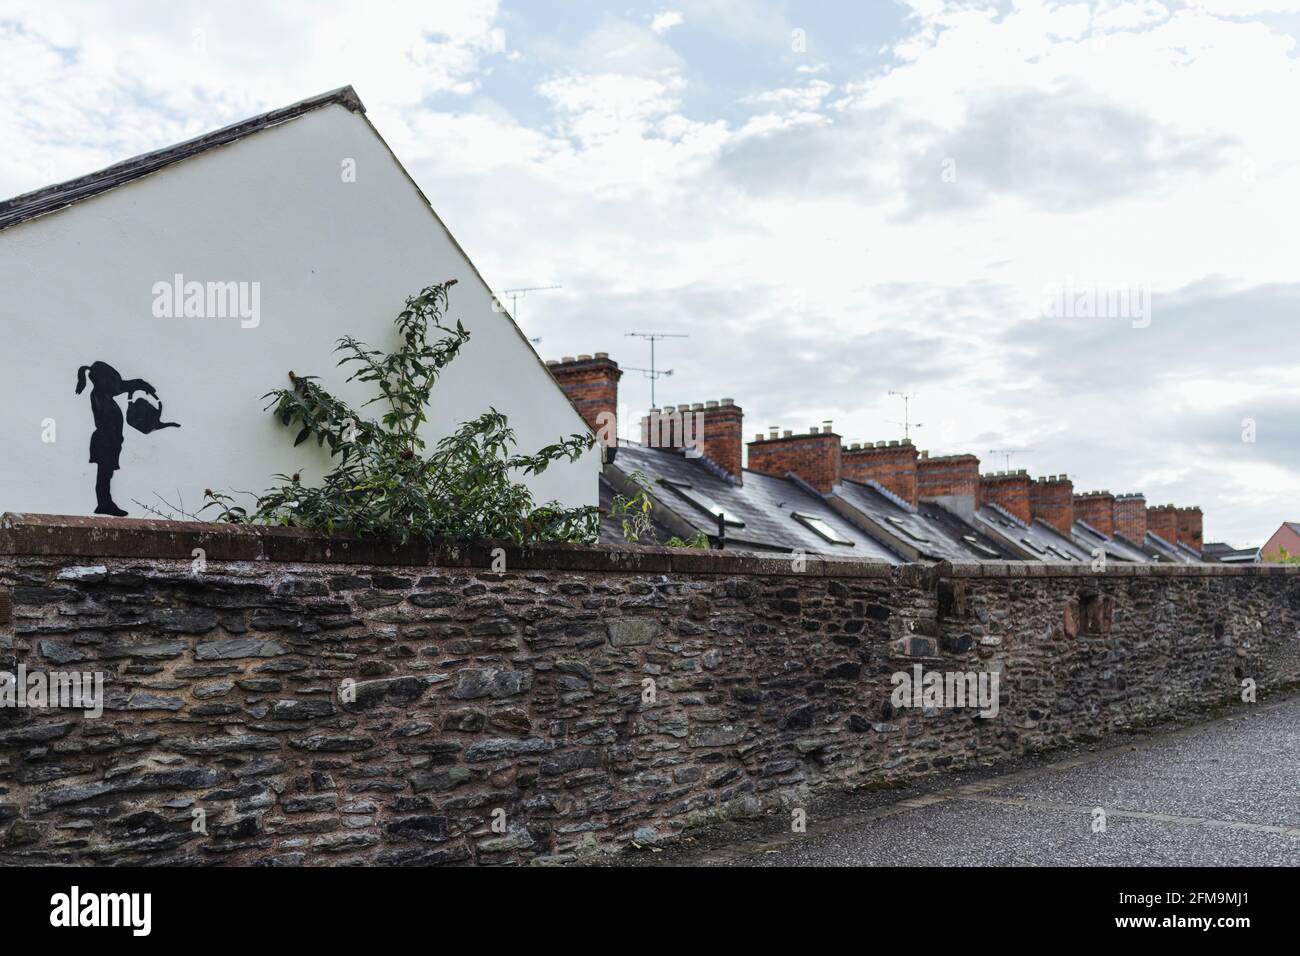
xmin=205 ymin=279 xmax=597 ymax=543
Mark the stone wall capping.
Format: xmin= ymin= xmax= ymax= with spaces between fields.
xmin=0 ymin=514 xmax=892 ymax=580
xmin=3 ymin=514 xmax=1297 ymax=579
xmin=0 ymin=511 xmax=265 ymax=561
xmin=822 ymin=556 xmax=897 ymax=578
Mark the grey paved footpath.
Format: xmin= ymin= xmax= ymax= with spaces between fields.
xmin=657 ymin=695 xmax=1300 ymax=866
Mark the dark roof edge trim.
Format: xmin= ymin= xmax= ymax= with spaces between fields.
xmin=0 ymin=85 xmax=365 ymax=232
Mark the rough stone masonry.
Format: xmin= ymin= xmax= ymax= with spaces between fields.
xmin=1 ymin=513 xmax=1297 ymax=866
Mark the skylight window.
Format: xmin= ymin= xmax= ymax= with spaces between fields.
xmin=1020 ymin=537 xmax=1047 ymax=555
xmin=887 ymin=516 xmax=931 ymax=544
xmin=658 ymin=479 xmax=744 ymax=527
xmin=1046 ymin=545 xmax=1076 ymax=561
xmin=793 ymin=512 xmax=855 ymax=546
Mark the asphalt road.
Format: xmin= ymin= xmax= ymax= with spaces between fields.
xmin=647 ymin=695 xmax=1300 ymax=866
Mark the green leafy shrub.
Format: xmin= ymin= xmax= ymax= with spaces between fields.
xmin=608 ymin=471 xmax=709 ymax=548
xmin=204 ymin=279 xmax=597 ymax=543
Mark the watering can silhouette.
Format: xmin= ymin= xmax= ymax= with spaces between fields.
xmin=126 ymin=393 xmax=181 ymax=434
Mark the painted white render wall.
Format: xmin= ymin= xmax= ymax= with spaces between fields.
xmin=0 ymin=103 xmax=599 ymax=521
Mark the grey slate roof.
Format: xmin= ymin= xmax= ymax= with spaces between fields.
xmin=1203 ymin=542 xmax=1260 ymax=563
xmin=1071 ymin=520 xmax=1153 ymax=564
xmin=972 ymin=503 xmax=1092 ymax=562
xmin=605 ymin=443 xmax=902 ymax=562
xmin=0 ymin=87 xmax=365 ymax=232
xmin=1217 ymin=547 xmax=1261 ymax=563
xmin=1143 ymin=531 xmax=1198 ymax=563
xmin=832 ymin=479 xmax=1013 ymax=562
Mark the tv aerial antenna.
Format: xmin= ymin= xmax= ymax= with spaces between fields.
xmin=887 ymin=390 xmax=923 ymax=440
xmin=988 ymin=448 xmax=1034 ymax=470
xmin=625 ymin=331 xmax=688 ymax=407
xmin=496 ymin=285 xmax=561 ymax=343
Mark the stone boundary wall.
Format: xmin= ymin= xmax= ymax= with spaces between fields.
xmin=1 ymin=513 xmax=1297 ymax=866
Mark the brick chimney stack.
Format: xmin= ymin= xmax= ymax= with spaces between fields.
xmin=842 ymin=439 xmax=918 ymax=506
xmin=1074 ymin=491 xmax=1116 ymax=536
xmin=917 ymin=452 xmax=981 ymax=500
xmin=1113 ymin=493 xmax=1148 ymax=542
xmin=639 ymin=401 xmax=743 ymax=483
xmin=1177 ymin=506 xmax=1203 ymax=553
xmin=697 ymin=400 xmax=744 ymax=483
xmin=546 ymin=353 xmax=622 ymax=443
xmin=979 ymin=470 xmax=1032 ymax=524
xmin=1147 ymin=504 xmax=1179 ymax=546
xmin=747 ymin=423 xmax=842 ymax=494
xmin=1029 ymin=475 xmax=1074 ymax=536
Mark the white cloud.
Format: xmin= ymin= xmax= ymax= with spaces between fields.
xmin=0 ymin=0 xmax=506 ymax=197
xmin=650 ymin=10 xmax=685 ymax=35
xmin=1186 ymin=0 xmax=1300 ymax=13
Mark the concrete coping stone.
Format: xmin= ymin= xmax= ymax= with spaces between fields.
xmin=1 ymin=513 xmax=1293 ymax=580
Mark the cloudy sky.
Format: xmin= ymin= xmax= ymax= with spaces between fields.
xmin=3 ymin=0 xmax=1299 ymax=546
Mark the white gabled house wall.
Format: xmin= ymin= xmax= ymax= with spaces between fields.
xmin=0 ymin=92 xmax=599 ymax=520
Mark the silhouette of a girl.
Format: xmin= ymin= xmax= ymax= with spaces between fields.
xmin=75 ymin=361 xmax=170 ymax=516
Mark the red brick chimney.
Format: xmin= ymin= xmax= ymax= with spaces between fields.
xmin=842 ymin=439 xmax=918 ymax=506
xmin=917 ymin=452 xmax=980 ymax=501
xmin=686 ymin=398 xmax=748 ymax=481
xmin=1113 ymin=493 xmax=1147 ymax=542
xmin=979 ymin=470 xmax=1032 ymax=524
xmin=1074 ymin=491 xmax=1115 ymax=536
xmin=1177 ymin=506 xmax=1203 ymax=553
xmin=1029 ymin=475 xmax=1074 ymax=536
xmin=546 ymin=353 xmax=622 ymax=444
xmin=1147 ymin=504 xmax=1178 ymax=546
xmin=747 ymin=423 xmax=842 ymax=494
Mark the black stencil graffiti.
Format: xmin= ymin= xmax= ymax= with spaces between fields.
xmin=75 ymin=361 xmax=180 ymax=517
